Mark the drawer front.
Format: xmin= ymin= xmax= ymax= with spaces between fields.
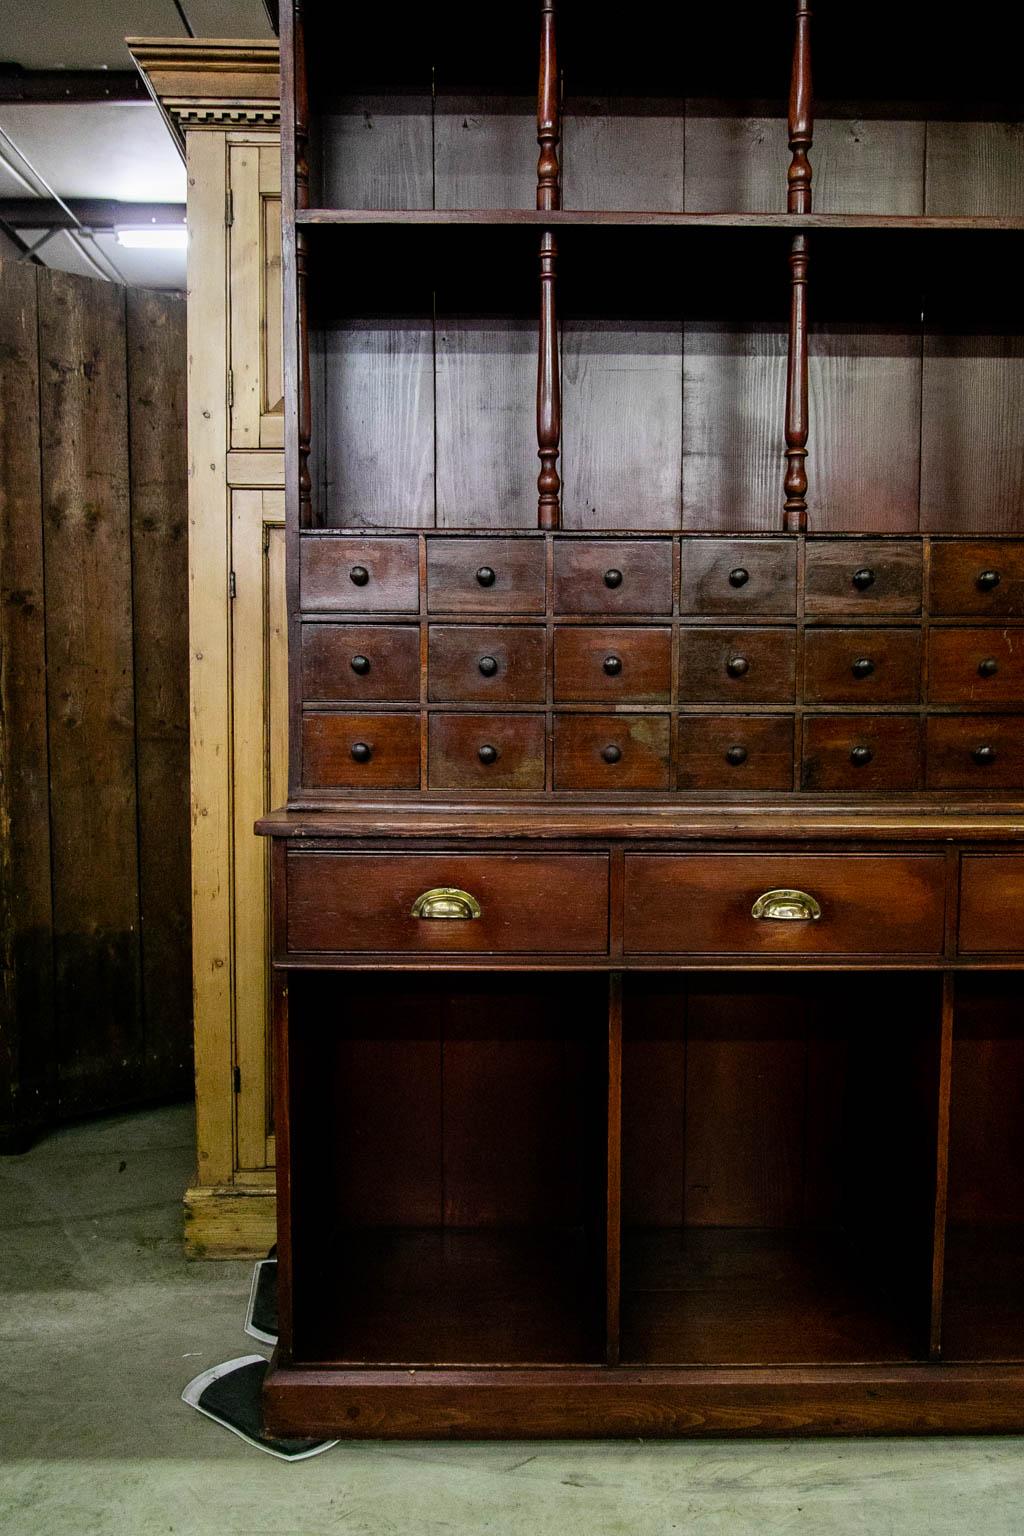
xmin=301 ymin=624 xmax=420 ymax=703
xmin=427 ymin=538 xmax=545 ymax=614
xmin=300 ymin=536 xmax=419 ymax=612
xmin=679 ymin=538 xmax=797 ymax=616
xmin=925 ymin=715 xmax=1024 ymax=789
xmin=554 ymin=627 xmax=672 ymax=703
xmin=301 ymin=711 xmax=420 ymax=789
xmin=286 ymin=852 xmax=609 ymax=954
xmin=554 ymin=713 xmax=670 ymax=790
xmin=553 ymin=539 xmax=673 ymax=614
xmin=802 ymin=715 xmax=922 ymax=791
xmin=428 ymin=713 xmax=545 ymax=789
xmin=804 ymin=627 xmax=921 ymax=704
xmin=930 ymin=541 xmax=1024 ymax=617
xmin=428 ymin=625 xmax=545 ymax=703
xmin=804 ymin=541 xmax=922 ymax=616
xmin=624 ymin=854 xmax=946 ymax=956
xmin=927 ymin=628 xmax=1024 ymax=704
xmin=677 ymin=715 xmax=795 ymax=791
xmin=679 ymin=627 xmax=796 ymax=704
xmin=959 ymin=855 xmax=1024 ymax=953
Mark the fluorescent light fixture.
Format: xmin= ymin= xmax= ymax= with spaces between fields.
xmin=115 ymin=225 xmax=187 ymax=250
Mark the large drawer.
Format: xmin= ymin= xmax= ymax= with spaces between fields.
xmin=286 ymin=852 xmax=610 ymax=954
xmin=959 ymin=855 xmax=1024 ymax=953
xmin=623 ymin=854 xmax=946 ymax=956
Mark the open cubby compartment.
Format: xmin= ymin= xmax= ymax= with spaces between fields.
xmin=285 ymin=971 xmax=610 ymax=1367
xmin=942 ymin=974 xmax=1024 ymax=1362
xmin=301 ymin=3 xmax=1023 ymax=217
xmin=619 ymin=972 xmax=943 ymax=1365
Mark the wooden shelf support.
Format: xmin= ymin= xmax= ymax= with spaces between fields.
xmin=783 ymin=0 xmax=813 ymax=533
xmin=536 ymin=0 xmax=562 ymax=530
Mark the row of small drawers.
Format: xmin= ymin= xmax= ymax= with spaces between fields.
xmin=302 ymin=712 xmax=1024 ymax=791
xmin=304 ymin=624 xmax=1024 ymax=705
xmin=301 ymin=537 xmax=1024 ymax=616
xmin=284 ymin=851 xmax=1022 ymax=957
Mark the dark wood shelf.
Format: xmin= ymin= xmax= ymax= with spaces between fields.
xmin=298 ymin=209 xmax=1024 ymax=232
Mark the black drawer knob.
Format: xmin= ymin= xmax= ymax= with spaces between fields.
xmin=350 ymin=741 xmax=372 ymax=763
xmin=726 ymin=655 xmax=750 ymax=678
xmin=478 ymin=655 xmax=499 ymax=677
xmin=852 ymin=567 xmax=876 ymax=591
xmin=972 ymin=744 xmax=996 ymax=765
xmin=478 ymin=744 xmax=499 ymax=765
xmin=601 ymin=744 xmax=622 ymax=764
xmin=850 ymin=745 xmax=873 ymax=766
xmin=977 ymin=569 xmax=1001 ymax=592
xmin=349 ymin=565 xmax=369 ymax=587
xmin=350 ymin=654 xmax=371 ymax=675
xmin=604 ymin=568 xmax=623 ymax=589
xmin=728 ymin=567 xmax=750 ymax=588
xmin=476 ymin=565 xmax=496 ymax=587
xmin=978 ymin=657 xmax=999 ymax=678
xmin=851 ymin=657 xmax=875 ymax=679
xmin=725 ymin=744 xmax=748 ymax=766
xmin=603 ymin=654 xmax=622 ymax=676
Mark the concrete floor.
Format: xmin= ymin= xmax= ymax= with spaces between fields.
xmin=2 ymin=1104 xmax=1021 ymax=1536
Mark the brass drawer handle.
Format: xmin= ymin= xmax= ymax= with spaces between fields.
xmin=752 ymin=888 xmax=822 ymax=922
xmin=411 ymin=887 xmax=482 ymax=920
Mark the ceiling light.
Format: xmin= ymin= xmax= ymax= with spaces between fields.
xmin=115 ymin=225 xmax=187 ymax=250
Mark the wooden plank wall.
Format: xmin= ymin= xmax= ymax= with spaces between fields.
xmin=0 ymin=260 xmax=190 ymax=1148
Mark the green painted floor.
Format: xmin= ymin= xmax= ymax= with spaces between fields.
xmin=2 ymin=1103 xmax=1020 ymax=1536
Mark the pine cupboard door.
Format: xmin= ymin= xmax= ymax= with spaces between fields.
xmin=231 ymin=489 xmax=287 ymax=1170
xmin=229 ymin=141 xmax=284 ymax=451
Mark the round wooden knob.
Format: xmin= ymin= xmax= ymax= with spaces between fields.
xmin=851 ymin=657 xmax=875 ymax=678
xmin=476 ymin=565 xmax=496 ymax=587
xmin=478 ymin=655 xmax=499 ymax=677
xmin=349 ymin=565 xmax=369 ymax=587
xmin=478 ymin=744 xmax=499 ymax=765
xmin=978 ymin=657 xmax=999 ymax=678
xmin=604 ymin=568 xmax=623 ymax=589
xmin=850 ymin=745 xmax=873 ymax=766
xmin=350 ymin=742 xmax=372 ymax=763
xmin=726 ymin=655 xmax=750 ymax=677
xmin=852 ymin=567 xmax=875 ymax=591
xmin=728 ymin=567 xmax=749 ymax=588
xmin=603 ymin=654 xmax=622 ymax=676
xmin=977 ymin=570 xmax=1001 ymax=592
xmin=350 ymin=654 xmax=371 ymax=675
xmin=725 ymin=745 xmax=748 ymax=766
xmin=601 ymin=744 xmax=622 ymax=764
xmin=972 ymin=744 xmax=996 ymax=765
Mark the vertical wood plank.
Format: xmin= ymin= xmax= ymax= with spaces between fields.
xmin=683 ymin=323 xmax=786 ymax=530
xmin=434 ymin=98 xmax=536 ymax=209
xmin=229 ymin=144 xmax=263 ymax=448
xmin=564 ymin=99 xmax=686 ymax=212
xmin=920 ymin=334 xmax=1024 ymax=533
xmin=926 ymin=121 xmax=1024 ymax=217
xmin=607 ymin=972 xmax=622 ymax=1366
xmin=435 ymin=316 xmax=535 ymax=527
xmin=321 ymin=97 xmax=433 ymax=210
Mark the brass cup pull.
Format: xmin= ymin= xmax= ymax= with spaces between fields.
xmin=752 ymin=888 xmax=822 ymax=922
xmin=411 ymin=887 xmax=482 ymax=921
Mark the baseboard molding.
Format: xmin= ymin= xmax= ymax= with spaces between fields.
xmin=184 ymin=1183 xmax=277 ymax=1259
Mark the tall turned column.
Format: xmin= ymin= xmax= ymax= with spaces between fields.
xmin=293 ymin=0 xmax=315 ymax=527
xmin=536 ymin=0 xmax=562 ymax=530
xmin=783 ymin=0 xmax=813 ymax=532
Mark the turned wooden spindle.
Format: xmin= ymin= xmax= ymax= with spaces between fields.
xmin=293 ymin=0 xmax=314 ymax=527
xmin=536 ymin=0 xmax=561 ymax=530
xmin=783 ymin=0 xmax=813 ymax=533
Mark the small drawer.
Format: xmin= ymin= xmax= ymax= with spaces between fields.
xmin=301 ymin=624 xmax=420 ymax=703
xmin=300 ymin=535 xmax=419 ymax=612
xmin=930 ymin=541 xmax=1024 ymax=617
xmin=554 ymin=713 xmax=670 ymax=790
xmin=428 ymin=625 xmax=545 ymax=703
xmin=804 ymin=540 xmax=922 ymax=616
xmin=286 ymin=851 xmax=610 ymax=955
xmin=802 ymin=715 xmax=922 ymax=791
xmin=804 ymin=627 xmax=921 ymax=704
xmin=927 ymin=628 xmax=1024 ymax=704
xmin=427 ymin=538 xmax=545 ymax=614
xmin=428 ymin=713 xmax=545 ymax=790
xmin=925 ymin=715 xmax=1024 ymax=790
xmin=301 ymin=711 xmax=420 ymax=789
xmin=623 ymin=854 xmax=947 ymax=956
xmin=679 ymin=627 xmax=796 ymax=704
xmin=553 ymin=539 xmax=673 ymax=614
xmin=554 ymin=627 xmax=671 ymax=703
xmin=677 ymin=714 xmax=794 ymax=791
xmin=679 ymin=538 xmax=797 ymax=616
xmin=959 ymin=856 xmax=1024 ymax=953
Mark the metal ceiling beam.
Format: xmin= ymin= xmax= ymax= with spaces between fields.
xmin=0 ymin=198 xmax=186 ymax=231
xmin=0 ymin=65 xmax=147 ymax=104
